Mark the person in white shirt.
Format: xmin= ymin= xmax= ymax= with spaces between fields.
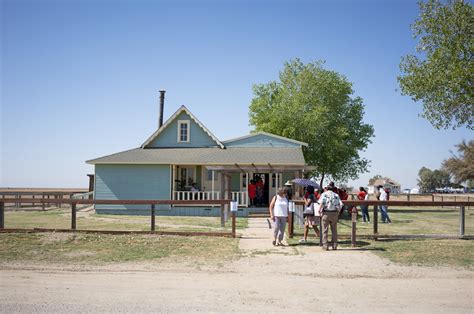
xmin=318 ymin=185 xmax=343 ymax=250
xmin=269 ymin=188 xmax=289 ymax=246
xmin=378 ymin=185 xmax=392 ymax=223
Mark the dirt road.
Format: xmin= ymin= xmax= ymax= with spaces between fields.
xmin=1 ymin=218 xmax=473 ymax=313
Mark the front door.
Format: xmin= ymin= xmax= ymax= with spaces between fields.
xmin=253 ymin=173 xmax=270 ymax=207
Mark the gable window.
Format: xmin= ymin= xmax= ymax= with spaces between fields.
xmin=177 ymin=120 xmax=190 ymax=143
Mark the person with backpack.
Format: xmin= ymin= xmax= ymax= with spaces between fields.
xmin=298 ymin=185 xmax=320 ymax=244
xmin=318 ymin=185 xmax=344 ymax=250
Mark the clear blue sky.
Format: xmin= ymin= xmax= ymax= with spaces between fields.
xmin=1 ymin=0 xmax=471 ymax=189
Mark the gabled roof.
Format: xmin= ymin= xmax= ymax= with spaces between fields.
xmin=141 ymin=105 xmax=224 ymax=149
xmin=222 ymin=131 xmax=308 ymax=147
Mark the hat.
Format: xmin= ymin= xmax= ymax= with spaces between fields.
xmin=284 ymin=180 xmax=292 ymax=186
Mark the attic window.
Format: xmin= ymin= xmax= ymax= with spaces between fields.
xmin=177 ymin=120 xmax=190 ymax=143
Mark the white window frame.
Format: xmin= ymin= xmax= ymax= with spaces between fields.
xmin=177 ymin=120 xmax=190 ymax=143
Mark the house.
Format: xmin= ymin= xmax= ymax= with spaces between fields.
xmin=86 ymin=93 xmax=311 ymax=216
xmin=367 ymin=177 xmax=401 ymax=194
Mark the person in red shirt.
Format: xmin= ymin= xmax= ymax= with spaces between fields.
xmin=248 ymin=180 xmax=257 ymax=207
xmin=358 ymin=187 xmax=369 ymax=223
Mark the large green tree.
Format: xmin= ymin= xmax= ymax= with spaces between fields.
xmin=442 ymin=140 xmax=474 ymax=186
xmin=249 ymin=59 xmax=375 ymax=186
xmin=398 ymin=0 xmax=474 ymax=130
xmin=417 ymin=166 xmax=451 ymax=192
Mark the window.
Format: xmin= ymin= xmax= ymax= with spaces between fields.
xmin=177 ymin=120 xmax=190 ymax=143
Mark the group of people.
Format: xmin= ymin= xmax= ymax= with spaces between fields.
xmin=268 ymin=181 xmax=392 ymax=249
xmin=248 ymin=177 xmax=265 ymax=206
xmin=269 ymin=182 xmax=343 ymax=250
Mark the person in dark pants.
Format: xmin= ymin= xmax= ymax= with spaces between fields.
xmin=358 ymin=187 xmax=370 ymax=223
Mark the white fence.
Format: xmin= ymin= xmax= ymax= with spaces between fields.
xmin=173 ymin=191 xmax=249 ymax=207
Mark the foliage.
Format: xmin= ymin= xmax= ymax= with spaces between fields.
xmin=249 ymin=59 xmax=374 ymax=185
xmin=398 ymin=0 xmax=474 ymax=130
xmin=417 ymin=166 xmax=451 ymax=192
xmin=442 ymin=139 xmax=474 ymax=185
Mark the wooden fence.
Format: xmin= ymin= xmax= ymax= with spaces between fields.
xmin=0 ymin=199 xmax=472 ymax=244
xmin=290 ymin=200 xmax=472 ymax=246
xmin=0 ymin=199 xmax=237 ymax=238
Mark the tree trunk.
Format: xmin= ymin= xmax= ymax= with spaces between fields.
xmin=319 ymin=174 xmax=325 ymax=189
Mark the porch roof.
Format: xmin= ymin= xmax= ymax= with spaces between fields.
xmin=86 ymin=147 xmax=306 ymax=165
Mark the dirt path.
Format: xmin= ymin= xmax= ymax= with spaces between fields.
xmin=1 ymin=218 xmax=473 ymax=313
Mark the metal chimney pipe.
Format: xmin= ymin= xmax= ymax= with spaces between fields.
xmin=159 ymin=90 xmax=165 ymax=128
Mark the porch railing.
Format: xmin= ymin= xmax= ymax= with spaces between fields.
xmin=173 ymin=191 xmax=221 ymax=202
xmin=173 ymin=191 xmax=249 ymax=207
xmin=231 ymin=191 xmax=249 ymax=207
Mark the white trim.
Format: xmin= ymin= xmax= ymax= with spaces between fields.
xmin=177 ymin=120 xmax=190 ymax=143
xmin=141 ymin=105 xmax=224 ymax=148
xmin=222 ymin=131 xmax=308 ymax=147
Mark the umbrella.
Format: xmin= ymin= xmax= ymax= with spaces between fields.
xmin=291 ymin=178 xmax=320 ymax=188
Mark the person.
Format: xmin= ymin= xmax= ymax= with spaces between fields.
xmin=255 ymin=177 xmax=264 ymax=206
xmin=358 ymin=187 xmax=370 ymax=223
xmin=284 ymin=180 xmax=293 ymax=200
xmin=248 ymin=180 xmax=257 ymax=206
xmin=378 ymin=185 xmax=392 ymax=223
xmin=299 ymin=185 xmax=320 ymax=243
xmin=191 ymin=183 xmax=199 ymax=192
xmin=318 ymin=185 xmax=343 ymax=251
xmin=269 ymin=188 xmax=289 ymax=246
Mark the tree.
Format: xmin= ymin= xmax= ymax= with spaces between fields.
xmin=368 ymin=174 xmax=383 ymax=185
xmin=398 ymin=0 xmax=474 ymax=130
xmin=442 ymin=140 xmax=474 ymax=186
xmin=249 ymin=59 xmax=375 ymax=186
xmin=418 ymin=166 xmax=452 ymax=192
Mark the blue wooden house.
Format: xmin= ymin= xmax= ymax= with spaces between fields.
xmin=87 ymin=103 xmax=310 ymax=216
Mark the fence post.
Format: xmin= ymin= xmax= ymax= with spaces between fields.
xmin=71 ymin=202 xmax=76 ymax=230
xmin=0 ymin=201 xmax=4 ymax=229
xmin=373 ymin=205 xmax=378 ymax=240
xmin=441 ymin=195 xmax=444 ymax=208
xmin=407 ymin=194 xmax=410 ymax=202
xmin=42 ymin=193 xmax=45 ymax=211
xmin=351 ymin=210 xmax=357 ymax=247
xmin=151 ymin=204 xmax=155 ymax=231
xmin=231 ymin=211 xmax=236 ymax=238
xmin=460 ymin=206 xmax=465 ymax=238
xmin=32 ymin=195 xmax=35 ymax=207
xmin=432 ymin=194 xmax=434 ymax=202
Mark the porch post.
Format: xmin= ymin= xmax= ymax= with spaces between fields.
xmin=226 ymin=174 xmax=232 ymax=221
xmin=212 ymin=170 xmax=215 ymax=200
xmin=220 ymin=172 xmax=225 ymax=227
xmin=172 ymin=165 xmax=176 ymax=200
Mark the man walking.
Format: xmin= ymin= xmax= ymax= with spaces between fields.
xmin=318 ymin=185 xmax=344 ymax=250
xmin=378 ymin=185 xmax=392 ymax=223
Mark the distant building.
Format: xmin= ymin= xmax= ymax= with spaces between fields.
xmin=367 ymin=177 xmax=401 ymax=194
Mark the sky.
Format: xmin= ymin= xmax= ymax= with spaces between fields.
xmin=1 ymin=0 xmax=472 ymax=190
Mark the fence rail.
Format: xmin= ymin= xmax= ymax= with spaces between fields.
xmin=0 ymin=198 xmax=237 ymax=238
xmin=0 ymin=199 xmax=472 ymax=243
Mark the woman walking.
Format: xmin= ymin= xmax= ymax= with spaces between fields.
xmin=269 ymin=188 xmax=289 ymax=246
xmin=358 ymin=187 xmax=370 ymax=223
xmin=299 ymin=185 xmax=320 ymax=243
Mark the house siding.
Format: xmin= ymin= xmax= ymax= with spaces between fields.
xmin=225 ymin=134 xmax=301 ymax=148
xmin=95 ymin=164 xmax=171 ymax=211
xmin=147 ymin=112 xmax=218 ymax=148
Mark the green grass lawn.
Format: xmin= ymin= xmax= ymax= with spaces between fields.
xmin=3 ymin=209 xmax=248 ymax=233
xmin=0 ymin=232 xmax=240 ymax=265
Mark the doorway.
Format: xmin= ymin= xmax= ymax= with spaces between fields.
xmin=253 ymin=173 xmax=269 ymax=207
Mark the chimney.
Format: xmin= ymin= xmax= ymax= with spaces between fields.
xmin=159 ymin=90 xmax=165 ymax=128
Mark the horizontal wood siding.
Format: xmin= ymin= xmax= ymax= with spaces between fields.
xmin=147 ymin=112 xmax=218 ymax=148
xmin=225 ymin=134 xmax=301 ymax=148
xmin=95 ymin=206 xmax=251 ymax=217
xmin=95 ymin=164 xmax=171 ymax=211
